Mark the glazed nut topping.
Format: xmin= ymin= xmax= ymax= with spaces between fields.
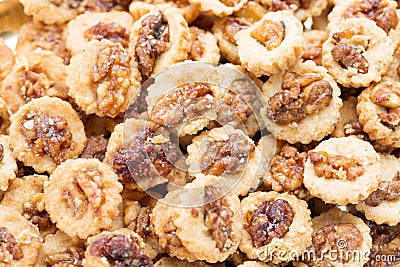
xmin=92 ymin=43 xmax=131 ymax=117
xmin=268 ymin=72 xmax=333 ymax=125
xmin=50 ymin=0 xmax=82 ymax=9
xmin=345 ymin=0 xmax=398 ymax=33
xmin=84 ymin=22 xmax=130 ymax=48
xmin=150 ymin=82 xmax=214 ymax=127
xmin=331 ymin=30 xmax=369 ymax=74
xmin=200 ymin=133 xmax=255 ymax=176
xmin=251 ymin=19 xmax=285 ymax=50
xmin=217 ymin=90 xmax=254 ymax=128
xmin=80 ymin=135 xmax=108 ymax=161
xmin=23 ymin=199 xmax=53 ymax=231
xmin=21 ymin=114 xmax=73 ymax=164
xmin=111 ymin=126 xmax=179 ymax=183
xmin=0 ymin=227 xmax=23 ymax=263
xmin=270 ymin=0 xmax=311 ymax=11
xmin=163 ymin=221 xmax=183 ymax=248
xmin=223 ymin=18 xmax=250 ymax=43
xmin=365 ymin=171 xmax=400 ymax=206
xmin=270 ymin=144 xmax=308 ymax=192
xmin=20 ymin=65 xmax=67 ymax=100
xmin=126 ymin=207 xmax=151 ymax=237
xmin=90 ymin=234 xmax=153 ymax=267
xmin=135 ymin=12 xmax=170 ymax=78
xmin=62 ymin=169 xmax=105 ymax=219
xmin=45 ymin=246 xmax=85 ymax=267
xmin=370 ymin=82 xmax=400 ymax=129
xmin=313 ymin=223 xmax=363 ymax=263
xmin=246 ymin=199 xmax=294 ymax=248
xmin=189 ymin=37 xmax=205 ymax=61
xmin=309 ymin=151 xmax=365 ymax=181
xmin=204 ymin=187 xmax=234 ymax=251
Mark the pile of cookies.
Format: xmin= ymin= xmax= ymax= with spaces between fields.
xmin=0 ymin=0 xmax=399 ymax=266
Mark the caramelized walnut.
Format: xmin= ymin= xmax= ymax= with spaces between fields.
xmin=62 ymin=169 xmax=105 ymax=219
xmin=270 ymin=0 xmax=311 ymax=11
xmin=21 ymin=114 xmax=73 ymax=164
xmin=84 ymin=22 xmax=130 ymax=48
xmin=0 ymin=227 xmax=23 ymax=262
xmin=309 ymin=151 xmax=365 ymax=181
xmin=23 ymin=201 xmax=53 ymax=231
xmin=126 ymin=206 xmax=152 ymax=238
xmin=163 ymin=221 xmax=182 ymax=248
xmin=92 ymin=43 xmax=131 ymax=117
xmin=365 ymin=172 xmax=400 ymax=206
xmin=313 ymin=223 xmax=363 ymax=263
xmin=204 ymin=187 xmax=234 ymax=251
xmin=200 ymin=133 xmax=255 ymax=176
xmin=45 ymin=246 xmax=85 ymax=267
xmin=150 ymin=83 xmax=214 ymax=127
xmin=135 ymin=12 xmax=170 ymax=78
xmin=268 ymin=72 xmax=333 ymax=124
xmin=270 ymin=144 xmax=307 ymax=192
xmin=370 ymin=82 xmax=400 ymax=129
xmin=246 ymin=199 xmax=294 ymax=247
xmin=250 ymin=20 xmax=285 ymax=50
xmin=223 ymin=18 xmax=250 ymax=43
xmin=189 ymin=39 xmax=204 ymax=61
xmin=111 ymin=126 xmax=179 ymax=183
xmin=331 ymin=30 xmax=369 ymax=74
xmin=345 ymin=0 xmax=398 ymax=33
xmin=366 ymin=221 xmax=400 ymax=267
xmin=90 ymin=234 xmax=153 ymax=267
xmin=80 ymin=135 xmax=108 ymax=161
xmin=20 ymin=65 xmax=68 ymax=100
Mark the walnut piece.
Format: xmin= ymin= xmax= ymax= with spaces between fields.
xmin=0 ymin=227 xmax=23 ymax=262
xmin=150 ymin=82 xmax=214 ymax=127
xmin=21 ymin=114 xmax=73 ymax=164
xmin=62 ymin=168 xmax=105 ymax=219
xmin=345 ymin=0 xmax=398 ymax=33
xmin=268 ymin=72 xmax=333 ymax=125
xmin=135 ymin=12 xmax=170 ymax=78
xmin=84 ymin=22 xmax=130 ymax=48
xmin=246 ymin=199 xmax=294 ymax=247
xmin=162 ymin=221 xmax=183 ymax=248
xmin=223 ymin=18 xmax=250 ymax=43
xmin=80 ymin=135 xmax=108 ymax=161
xmin=251 ymin=20 xmax=285 ymax=50
xmin=45 ymin=246 xmax=85 ymax=267
xmin=92 ymin=43 xmax=131 ymax=117
xmin=200 ymin=133 xmax=255 ymax=176
xmin=370 ymin=82 xmax=400 ymax=130
xmin=365 ymin=171 xmax=400 ymax=206
xmin=204 ymin=186 xmax=234 ymax=251
xmin=112 ymin=126 xmax=180 ymax=183
xmin=313 ymin=223 xmax=363 ymax=263
xmin=90 ymin=234 xmax=153 ymax=266
xmin=270 ymin=144 xmax=307 ymax=192
xmin=309 ymin=151 xmax=365 ymax=181
xmin=270 ymin=0 xmax=311 ymax=11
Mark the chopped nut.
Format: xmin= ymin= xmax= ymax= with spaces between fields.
xmin=189 ymin=38 xmax=204 ymax=61
xmin=365 ymin=171 xmax=400 ymax=206
xmin=200 ymin=133 xmax=255 ymax=176
xmin=250 ymin=20 xmax=285 ymax=50
xmin=21 ymin=114 xmax=73 ymax=164
xmin=268 ymin=72 xmax=333 ymax=125
xmin=92 ymin=43 xmax=131 ymax=117
xmin=150 ymin=83 xmax=214 ymax=127
xmin=246 ymin=199 xmax=294 ymax=247
xmin=313 ymin=223 xmax=363 ymax=263
xmin=112 ymin=126 xmax=180 ymax=183
xmin=370 ymin=82 xmax=400 ymax=109
xmin=270 ymin=144 xmax=307 ymax=192
xmin=84 ymin=22 xmax=130 ymax=48
xmin=163 ymin=221 xmax=182 ymax=248
xmin=204 ymin=187 xmax=234 ymax=251
xmin=23 ymin=200 xmax=53 ymax=231
xmin=223 ymin=18 xmax=250 ymax=43
xmin=80 ymin=135 xmax=108 ymax=161
xmin=0 ymin=227 xmax=23 ymax=262
xmin=135 ymin=12 xmax=170 ymax=78
xmin=90 ymin=234 xmax=153 ymax=266
xmin=331 ymin=44 xmax=369 ymax=74
xmin=309 ymin=151 xmax=365 ymax=181
xmin=62 ymin=169 xmax=105 ymax=219
xmin=345 ymin=0 xmax=398 ymax=33
xmin=45 ymin=246 xmax=85 ymax=267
